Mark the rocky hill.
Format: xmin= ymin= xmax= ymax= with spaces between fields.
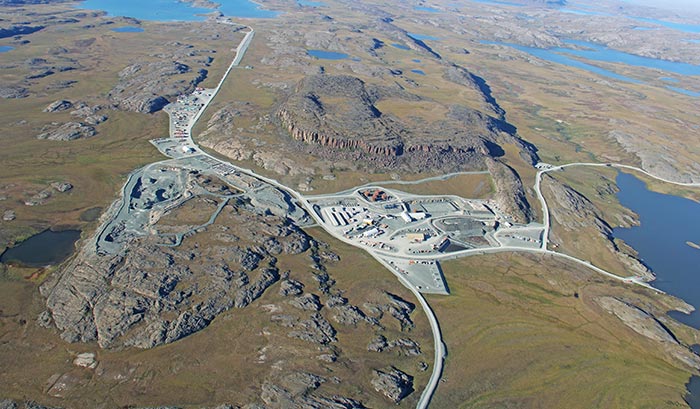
xmin=277 ymin=74 xmax=535 ymax=173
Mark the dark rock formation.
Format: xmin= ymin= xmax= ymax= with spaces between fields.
xmin=287 ymin=313 xmax=337 ymax=345
xmin=371 ymin=367 xmax=414 ymax=403
xmin=277 ymin=74 xmax=528 ymax=173
xmin=40 ymin=204 xmax=312 ymax=349
xmin=485 ymin=158 xmax=532 ymax=224
xmin=43 ymin=100 xmax=73 ymax=113
xmin=287 ymin=293 xmax=322 ymax=311
xmin=36 ymin=122 xmax=96 ymax=141
xmin=0 ymin=25 xmax=44 ymax=39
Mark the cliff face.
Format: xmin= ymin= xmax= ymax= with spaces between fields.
xmin=276 ymin=74 xmax=521 ymax=172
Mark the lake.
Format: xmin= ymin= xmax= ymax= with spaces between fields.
xmin=112 ymin=26 xmax=144 ymax=33
xmin=468 ymin=0 xmax=524 ymax=7
xmin=411 ymin=69 xmax=426 ymax=75
xmin=297 ymin=0 xmax=325 ymax=7
xmin=632 ymin=17 xmax=700 ymax=34
xmin=484 ymin=39 xmax=700 ymax=96
xmin=307 ymin=50 xmax=349 ymax=60
xmin=482 ymin=40 xmax=639 ymax=83
xmin=0 ymin=229 xmax=81 ymax=267
xmin=414 ymin=6 xmax=440 ymax=12
xmin=0 ymin=46 xmax=14 ymax=53
xmin=408 ymin=33 xmax=440 ymax=41
xmin=392 ymin=43 xmax=410 ymax=50
xmin=613 ymin=172 xmax=700 ymax=407
xmin=613 ymin=172 xmax=700 ymax=329
xmin=688 ymin=376 xmax=700 ymax=409
xmin=78 ymin=0 xmax=279 ymax=21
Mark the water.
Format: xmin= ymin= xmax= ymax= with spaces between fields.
xmin=614 ymin=172 xmax=700 ymax=329
xmin=297 ymin=0 xmax=325 ymax=7
xmin=414 ymin=6 xmax=440 ymax=12
xmin=407 ymin=33 xmax=440 ymax=41
xmin=688 ymin=376 xmax=700 ymax=409
xmin=560 ymin=8 xmax=611 ymax=16
xmin=307 ymin=50 xmax=349 ymax=60
xmin=483 ymin=39 xmax=700 ymax=92
xmin=660 ymin=77 xmax=679 ymax=82
xmin=482 ymin=40 xmax=640 ymax=83
xmin=0 ymin=230 xmax=80 ymax=267
xmin=613 ymin=172 xmax=700 ymax=330
xmin=78 ymin=0 xmax=279 ymax=21
xmin=411 ymin=69 xmax=426 ymax=75
xmin=392 ymin=43 xmax=410 ymax=50
xmin=562 ymin=39 xmax=700 ymax=77
xmin=112 ymin=26 xmax=144 ymax=33
xmin=0 ymin=46 xmax=14 ymax=53
xmin=468 ymin=0 xmax=524 ymax=7
xmin=412 ymin=59 xmax=422 ymax=63
xmin=632 ymin=17 xmax=700 ymax=34
xmin=666 ymin=86 xmax=700 ymax=97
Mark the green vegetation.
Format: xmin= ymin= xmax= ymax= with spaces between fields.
xmin=430 ymin=253 xmax=694 ymax=408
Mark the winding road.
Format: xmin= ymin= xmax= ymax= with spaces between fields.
xmin=163 ymin=21 xmax=699 ymax=409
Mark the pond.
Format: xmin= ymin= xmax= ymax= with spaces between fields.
xmin=0 ymin=45 xmax=14 ymax=53
xmin=111 ymin=26 xmax=144 ymax=33
xmin=414 ymin=6 xmax=440 ymax=12
xmin=407 ymin=33 xmax=440 ymax=41
xmin=0 ymin=229 xmax=81 ymax=267
xmin=297 ymin=0 xmax=325 ymax=7
xmin=307 ymin=50 xmax=349 ymax=60
xmin=77 ymin=0 xmax=279 ymax=21
xmin=392 ymin=43 xmax=410 ymax=50
xmin=411 ymin=69 xmax=426 ymax=75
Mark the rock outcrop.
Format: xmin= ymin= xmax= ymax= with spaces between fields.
xmin=485 ymin=158 xmax=532 ymax=224
xmin=36 ymin=122 xmax=96 ymax=141
xmin=43 ymin=100 xmax=73 ymax=113
xmin=109 ymin=61 xmax=207 ymax=113
xmin=276 ymin=74 xmax=531 ymax=173
xmin=371 ymin=367 xmax=414 ymax=403
xmin=40 ymin=203 xmax=313 ymax=349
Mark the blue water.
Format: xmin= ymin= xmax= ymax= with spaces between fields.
xmin=78 ymin=0 xmax=279 ymax=21
xmin=562 ymin=39 xmax=700 ymax=77
xmin=0 ymin=45 xmax=13 ymax=53
xmin=660 ymin=77 xmax=679 ymax=82
xmin=484 ymin=39 xmax=700 ymax=91
xmin=613 ymin=172 xmax=700 ymax=330
xmin=685 ymin=39 xmax=700 ymax=44
xmin=414 ymin=6 xmax=440 ymax=12
xmin=469 ymin=0 xmax=524 ymax=7
xmin=307 ymin=50 xmax=349 ymax=60
xmin=632 ymin=26 xmax=656 ymax=31
xmin=112 ymin=26 xmax=144 ymax=33
xmin=411 ymin=69 xmax=426 ymax=75
xmin=412 ymin=59 xmax=422 ymax=63
xmin=298 ymin=0 xmax=325 ymax=6
xmin=392 ymin=43 xmax=410 ymax=50
xmin=560 ymin=8 xmax=611 ymax=16
xmin=407 ymin=33 xmax=440 ymax=41
xmin=667 ymin=86 xmax=700 ymax=97
xmin=632 ymin=17 xmax=700 ymax=34
xmin=482 ymin=40 xmax=640 ymax=83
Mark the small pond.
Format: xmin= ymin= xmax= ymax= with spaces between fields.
xmin=111 ymin=26 xmax=144 ymax=33
xmin=307 ymin=50 xmax=349 ymax=60
xmin=0 ymin=229 xmax=81 ymax=267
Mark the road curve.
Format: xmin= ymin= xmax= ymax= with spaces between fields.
xmin=185 ymin=23 xmax=446 ymax=409
xmin=373 ymin=254 xmax=446 ymax=409
xmin=185 ymin=24 xmax=697 ymax=409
